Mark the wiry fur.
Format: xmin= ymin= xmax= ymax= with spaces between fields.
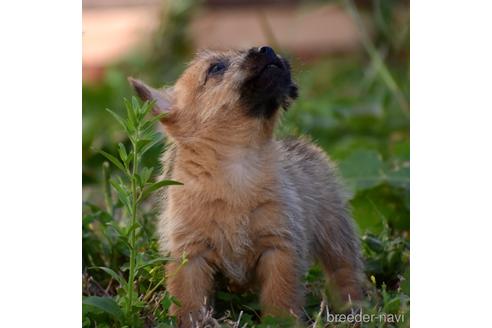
xmin=131 ymin=48 xmax=363 ymax=327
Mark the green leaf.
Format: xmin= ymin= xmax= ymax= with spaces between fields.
xmin=384 ymin=162 xmax=410 ymax=190
xmin=125 ymin=221 xmax=140 ymax=240
xmin=140 ymin=136 xmax=163 ymax=156
xmin=391 ymin=139 xmax=410 ymax=162
xmin=105 ymin=108 xmax=127 ymax=133
xmin=140 ymin=120 xmax=155 ymax=134
xmin=118 ymin=143 xmax=128 ymax=163
xmin=141 ymin=179 xmax=183 ymax=200
xmin=95 ymin=266 xmax=127 ymax=288
xmin=131 ymin=96 xmax=144 ymax=123
xmin=116 ymin=234 xmax=131 ymax=249
xmin=140 ymin=167 xmax=154 ymax=185
xmin=136 ymin=256 xmax=172 ymax=272
xmin=83 ymin=211 xmax=112 ymax=226
xmin=82 ymin=296 xmax=123 ymax=322
xmin=216 ymin=291 xmax=238 ymax=302
xmin=149 ymin=112 xmax=167 ymax=124
xmin=104 ymin=221 xmax=124 ymax=238
xmin=102 ymin=161 xmax=114 ymax=215
xmin=136 ymin=138 xmax=154 ymax=152
xmin=339 ymin=149 xmax=385 ymax=194
xmin=141 ymin=99 xmax=155 ymax=117
xmin=97 ymin=149 xmax=126 ymax=172
xmin=384 ymin=296 xmax=401 ymax=314
xmin=161 ymin=294 xmax=173 ymax=312
xmin=124 ymin=98 xmax=137 ymax=131
xmin=110 ymin=179 xmax=131 ymax=212
xmin=362 ymin=234 xmax=384 ymax=253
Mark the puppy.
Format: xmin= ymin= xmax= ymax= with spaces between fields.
xmin=130 ymin=46 xmax=363 ymax=326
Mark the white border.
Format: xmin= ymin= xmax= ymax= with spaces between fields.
xmin=0 ymin=0 xmax=81 ymax=326
xmin=412 ymin=1 xmax=492 ymax=326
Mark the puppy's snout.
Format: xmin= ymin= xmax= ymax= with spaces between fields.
xmin=248 ymin=46 xmax=279 ymax=63
xmin=258 ymin=46 xmax=277 ymax=61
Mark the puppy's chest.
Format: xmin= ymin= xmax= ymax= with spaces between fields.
xmin=199 ymin=202 xmax=274 ymax=281
xmin=208 ymin=214 xmax=257 ymax=284
xmin=168 ymin=150 xmax=281 ymax=283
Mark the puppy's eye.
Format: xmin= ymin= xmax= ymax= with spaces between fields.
xmin=208 ymin=62 xmax=226 ymax=75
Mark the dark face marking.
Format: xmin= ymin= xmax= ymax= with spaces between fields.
xmin=239 ymin=46 xmax=298 ymax=119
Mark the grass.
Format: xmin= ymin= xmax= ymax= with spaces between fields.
xmin=82 ymin=1 xmax=409 ymax=327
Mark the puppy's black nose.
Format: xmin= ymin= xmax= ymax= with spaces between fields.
xmin=259 ymin=46 xmax=277 ymax=61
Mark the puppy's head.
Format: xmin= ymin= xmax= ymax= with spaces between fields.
xmin=130 ymin=46 xmax=297 ymax=146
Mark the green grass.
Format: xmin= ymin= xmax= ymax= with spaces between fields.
xmin=82 ymin=1 xmax=409 ymax=327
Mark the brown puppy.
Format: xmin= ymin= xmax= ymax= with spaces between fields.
xmin=130 ymin=47 xmax=363 ymax=326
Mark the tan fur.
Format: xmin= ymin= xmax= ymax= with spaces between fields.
xmin=132 ymin=49 xmax=363 ymax=326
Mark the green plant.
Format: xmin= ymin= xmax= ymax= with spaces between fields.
xmin=83 ymin=98 xmax=182 ymax=327
xmin=362 ymin=221 xmax=409 ymax=291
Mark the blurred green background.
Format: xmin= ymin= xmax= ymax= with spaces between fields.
xmin=83 ymin=0 xmax=409 ymax=326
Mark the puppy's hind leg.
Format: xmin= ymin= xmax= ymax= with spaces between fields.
xmin=315 ymin=224 xmax=364 ymax=307
xmin=320 ymin=255 xmax=363 ymax=307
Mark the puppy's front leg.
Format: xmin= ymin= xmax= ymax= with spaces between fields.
xmin=256 ymin=248 xmax=303 ymax=319
xmin=166 ymin=255 xmax=215 ymax=327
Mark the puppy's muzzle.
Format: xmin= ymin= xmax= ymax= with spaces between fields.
xmin=247 ymin=46 xmax=286 ymax=74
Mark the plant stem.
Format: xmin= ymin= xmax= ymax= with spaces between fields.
xmin=126 ymin=133 xmax=140 ymax=318
xmin=102 ymin=161 xmax=114 ymax=216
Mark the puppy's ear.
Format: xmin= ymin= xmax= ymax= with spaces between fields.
xmin=128 ymin=77 xmax=174 ymax=117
